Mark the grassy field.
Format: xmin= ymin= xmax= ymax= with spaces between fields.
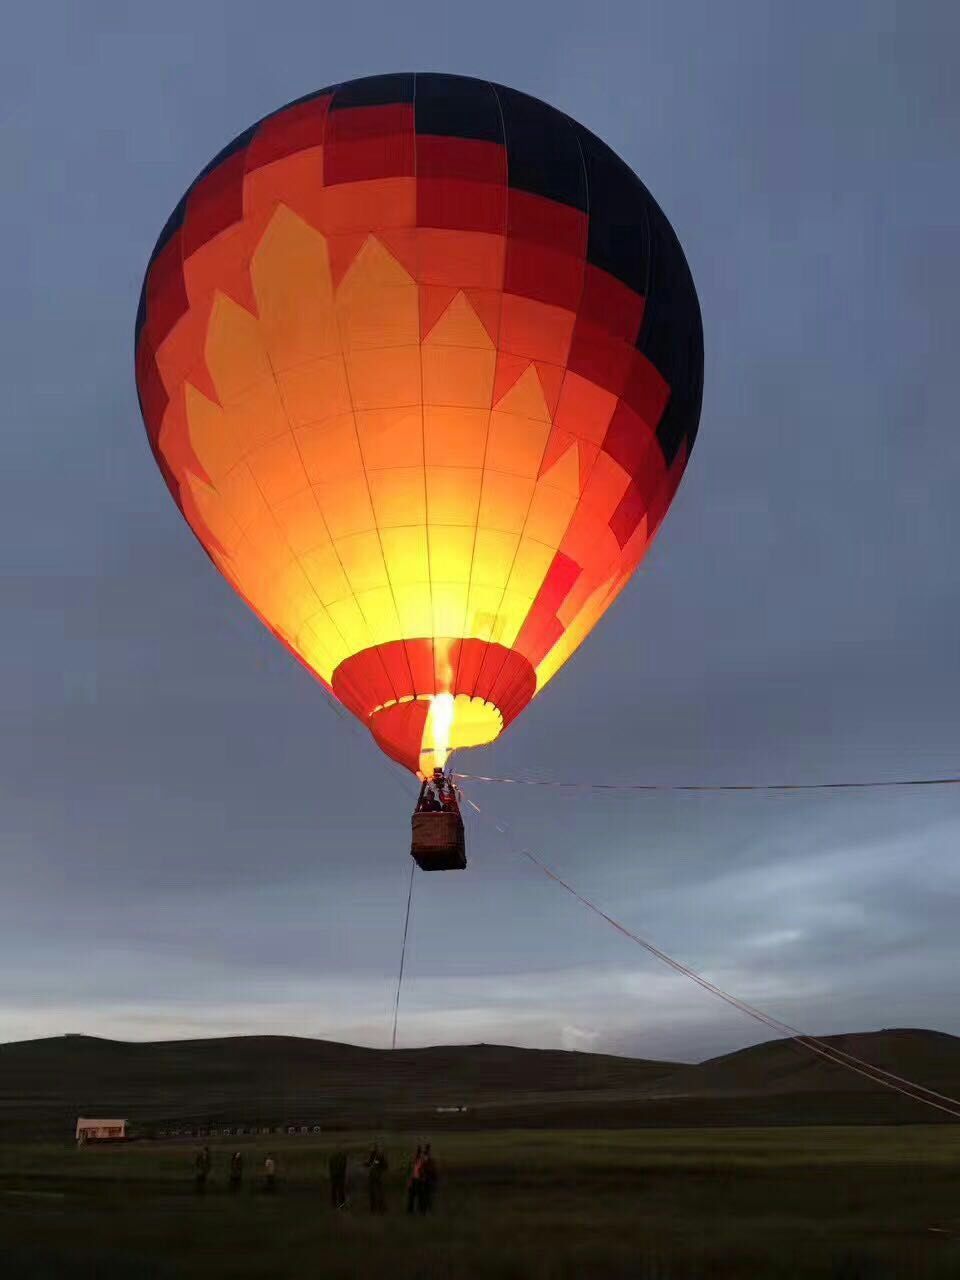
xmin=2 ymin=1127 xmax=959 ymax=1278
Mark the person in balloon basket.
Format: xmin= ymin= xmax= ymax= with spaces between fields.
xmin=418 ymin=782 xmax=441 ymax=812
xmin=432 ymin=769 xmax=453 ymax=811
xmin=263 ymin=1153 xmax=277 ymax=1193
xmin=365 ymin=1143 xmax=388 ymax=1213
xmin=329 ymin=1144 xmax=348 ymax=1209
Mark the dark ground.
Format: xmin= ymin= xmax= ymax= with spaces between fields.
xmin=3 ymin=1031 xmax=959 ymax=1276
xmin=2 ymin=1128 xmax=960 ymax=1278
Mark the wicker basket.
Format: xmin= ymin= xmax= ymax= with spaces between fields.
xmin=411 ymin=810 xmax=467 ymax=871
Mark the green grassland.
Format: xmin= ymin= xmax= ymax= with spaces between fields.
xmin=2 ymin=1127 xmax=960 ymax=1278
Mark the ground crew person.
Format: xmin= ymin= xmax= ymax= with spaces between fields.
xmin=229 ymin=1150 xmax=243 ymax=1192
xmin=264 ymin=1153 xmax=277 ymax=1193
xmin=406 ymin=1145 xmax=423 ymax=1214
xmin=194 ymin=1145 xmax=211 ymax=1194
xmin=329 ymin=1145 xmax=348 ymax=1208
xmin=365 ymin=1143 xmax=388 ymax=1213
xmin=420 ymin=1143 xmax=438 ymax=1214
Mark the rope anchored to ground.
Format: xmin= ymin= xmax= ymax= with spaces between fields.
xmin=461 ymin=788 xmax=960 ymax=1122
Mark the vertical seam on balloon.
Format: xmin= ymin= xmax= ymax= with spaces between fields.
xmin=315 ymin=78 xmax=418 ymax=707
xmin=528 ymin=127 xmax=611 ymax=652
xmin=472 ymin=107 xmax=590 ymax=703
xmin=269 ymin=84 xmax=363 ymax=678
xmin=635 ymin=176 xmax=656 ymax=356
xmin=411 ymin=71 xmax=437 ymax=709
xmin=512 ymin=125 xmax=596 ymax=655
xmin=279 ymin=89 xmax=369 ymax=680
xmin=237 ymin=88 xmax=366 ymax=685
xmin=185 ymin=94 xmax=351 ymax=676
xmin=247 ymin=342 xmax=357 ymax=678
xmin=530 ymin=130 xmax=635 ymax=691
xmin=457 ymin=81 xmax=510 ymax=705
xmin=149 ymin=181 xmax=189 ymax=480
xmin=173 ymin=260 xmax=360 ymax=675
xmin=328 ymin=295 xmax=410 ymax=711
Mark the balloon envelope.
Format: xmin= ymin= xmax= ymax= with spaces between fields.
xmin=135 ymin=74 xmax=703 ymax=775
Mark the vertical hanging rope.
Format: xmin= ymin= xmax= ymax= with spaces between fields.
xmin=392 ymin=858 xmax=416 ymax=1050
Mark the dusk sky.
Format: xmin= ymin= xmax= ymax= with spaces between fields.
xmin=4 ymin=1 xmax=958 ymax=1062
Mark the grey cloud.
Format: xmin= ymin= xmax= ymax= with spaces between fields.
xmin=2 ymin=0 xmax=958 ymax=1056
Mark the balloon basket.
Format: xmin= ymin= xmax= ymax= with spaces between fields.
xmin=410 ymin=810 xmax=467 ymax=871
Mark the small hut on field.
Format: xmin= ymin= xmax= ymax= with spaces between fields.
xmin=76 ymin=1117 xmax=127 ymax=1144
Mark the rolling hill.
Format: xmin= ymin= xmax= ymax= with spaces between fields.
xmin=648 ymin=1028 xmax=960 ymax=1098
xmin=1 ymin=1029 xmax=958 ymax=1138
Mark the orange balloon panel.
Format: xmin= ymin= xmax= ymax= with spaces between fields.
xmin=136 ymin=74 xmax=703 ymax=774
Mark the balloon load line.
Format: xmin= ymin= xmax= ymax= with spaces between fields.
xmin=460 ymin=790 xmax=960 ymax=1122
xmin=456 ymin=772 xmax=960 ymax=793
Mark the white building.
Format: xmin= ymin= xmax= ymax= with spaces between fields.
xmin=76 ymin=1117 xmax=127 ymax=1143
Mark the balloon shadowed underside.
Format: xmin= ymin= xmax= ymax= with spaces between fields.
xmin=135 ymin=73 xmax=703 ymax=775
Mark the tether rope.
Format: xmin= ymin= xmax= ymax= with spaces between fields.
xmin=462 ymin=790 xmax=960 ymax=1121
xmin=456 ymin=772 xmax=960 ymax=794
xmin=392 ymin=858 xmax=416 ymax=1051
xmin=314 ymin=684 xmax=957 ymax=1078
xmin=314 ymin=684 xmax=426 ymax=1051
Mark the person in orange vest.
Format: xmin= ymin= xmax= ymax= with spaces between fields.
xmin=406 ymin=1145 xmax=424 ymax=1214
xmin=419 ymin=1143 xmax=438 ymax=1213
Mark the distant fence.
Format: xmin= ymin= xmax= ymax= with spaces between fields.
xmin=153 ymin=1124 xmax=323 ymax=1140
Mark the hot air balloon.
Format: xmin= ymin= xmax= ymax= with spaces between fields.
xmin=135 ymin=73 xmax=703 ymax=869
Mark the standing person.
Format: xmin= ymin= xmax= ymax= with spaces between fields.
xmin=264 ymin=1153 xmax=277 ymax=1193
xmin=329 ymin=1145 xmax=348 ymax=1209
xmin=194 ymin=1145 xmax=211 ymax=1194
xmin=420 ymin=1143 xmax=438 ymax=1214
xmin=406 ymin=1145 xmax=423 ymax=1215
xmin=422 ymin=782 xmax=440 ymax=811
xmin=229 ymin=1150 xmax=243 ymax=1193
xmin=365 ymin=1143 xmax=388 ymax=1214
